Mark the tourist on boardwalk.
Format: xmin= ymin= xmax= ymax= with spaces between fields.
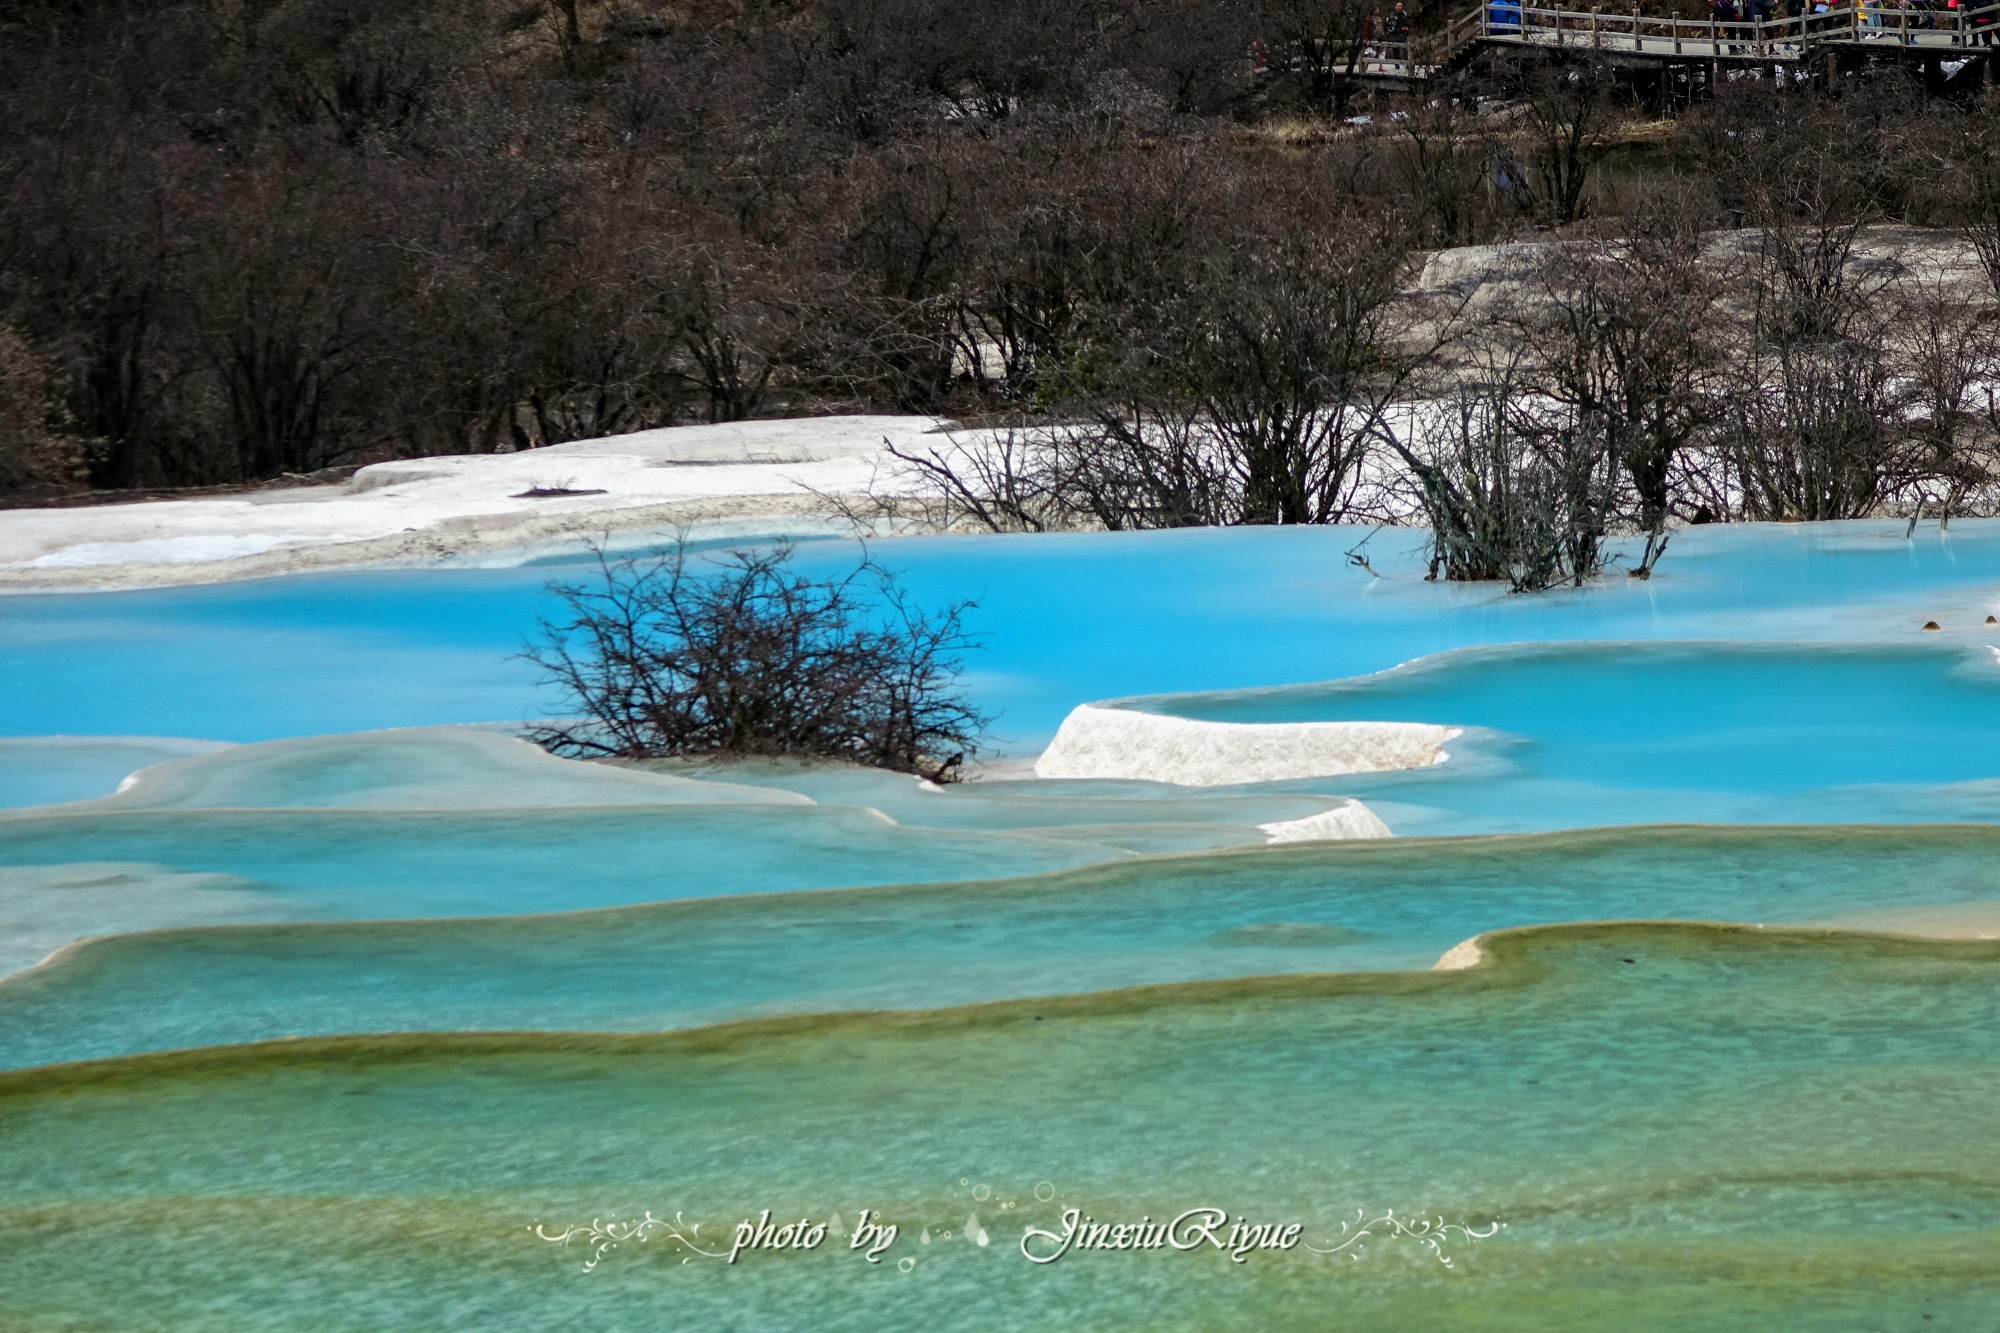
xmin=1748 ymin=0 xmax=1777 ymax=50
xmin=1714 ymin=0 xmax=1744 ymax=50
xmin=1490 ymin=0 xmax=1522 ymax=31
xmin=1385 ymin=1 xmax=1412 ymax=60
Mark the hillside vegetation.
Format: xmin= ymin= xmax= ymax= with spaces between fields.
xmin=5 ymin=0 xmax=2000 ymax=567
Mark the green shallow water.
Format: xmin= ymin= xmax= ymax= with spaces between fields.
xmin=4 ymin=923 xmax=1997 ymax=1331
xmin=9 ymin=823 xmax=2000 ymax=1070
xmin=0 ymin=805 xmax=1138 ymax=922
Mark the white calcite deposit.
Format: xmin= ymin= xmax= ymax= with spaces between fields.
xmin=73 ymin=727 xmax=807 ymax=812
xmin=0 ymin=415 xmax=958 ymax=592
xmin=1431 ymin=935 xmax=1486 ymax=971
xmin=0 ymin=863 xmax=297 ymax=981
xmin=1258 ymin=800 xmax=1393 ymax=842
xmin=1034 ymin=704 xmax=1459 ymax=787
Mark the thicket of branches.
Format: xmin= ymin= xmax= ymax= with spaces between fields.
xmin=7 ymin=0 xmax=2000 ymax=586
xmin=850 ymin=66 xmax=2000 ymax=588
xmin=525 ymin=543 xmax=988 ymax=779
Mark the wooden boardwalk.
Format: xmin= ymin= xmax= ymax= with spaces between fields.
xmin=1343 ymin=0 xmax=2000 ymax=80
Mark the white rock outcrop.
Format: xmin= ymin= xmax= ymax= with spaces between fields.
xmin=1258 ymin=801 xmax=1393 ymax=842
xmin=1431 ymin=936 xmax=1486 ymax=971
xmin=1033 ymin=704 xmax=1459 ymax=786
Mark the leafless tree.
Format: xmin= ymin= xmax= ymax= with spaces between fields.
xmin=1255 ymin=0 xmax=1376 ymax=116
xmin=1714 ymin=174 xmax=1919 ymax=522
xmin=1942 ymin=105 xmax=2000 ymax=305
xmin=525 ymin=541 xmax=990 ymax=781
xmin=1488 ymin=54 xmax=1617 ymax=229
xmin=8 ymin=0 xmax=1992 ymax=544
xmin=1050 ymin=220 xmax=1450 ymax=528
xmin=0 ymin=324 xmax=90 ymax=498
xmin=1888 ymin=273 xmax=2000 ymax=524
xmin=1385 ymin=89 xmax=1490 ymax=249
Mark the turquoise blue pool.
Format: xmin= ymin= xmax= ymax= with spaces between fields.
xmin=4 ymin=520 xmax=1997 ymax=752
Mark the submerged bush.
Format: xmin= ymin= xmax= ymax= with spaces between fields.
xmin=1392 ymin=380 xmax=1628 ymax=592
xmin=524 ymin=542 xmax=989 ymax=781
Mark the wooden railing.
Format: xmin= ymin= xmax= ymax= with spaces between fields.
xmin=1385 ymin=0 xmax=2000 ymax=68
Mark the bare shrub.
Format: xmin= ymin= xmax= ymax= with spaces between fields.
xmin=1721 ymin=343 xmax=1910 ymax=523
xmin=1033 ymin=219 xmax=1447 ymax=530
xmin=0 ymin=325 xmax=90 ymax=496
xmin=1493 ymin=54 xmax=1618 ymax=229
xmin=1715 ymin=207 xmax=1916 ymax=522
xmin=525 ymin=542 xmax=990 ymax=781
xmin=1389 ymin=370 xmax=1623 ymax=591
xmin=883 ymin=426 xmax=1065 ymax=532
xmin=1517 ymin=198 xmax=1721 ymax=551
xmin=1887 ymin=274 xmax=2000 ymax=523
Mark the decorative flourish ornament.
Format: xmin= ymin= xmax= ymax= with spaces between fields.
xmin=1302 ymin=1209 xmax=1504 ymax=1268
xmin=534 ymin=1212 xmax=728 ymax=1271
